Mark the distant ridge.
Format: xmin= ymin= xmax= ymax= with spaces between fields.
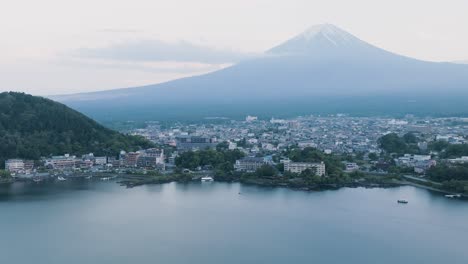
xmin=51 ymin=24 xmax=468 ymax=121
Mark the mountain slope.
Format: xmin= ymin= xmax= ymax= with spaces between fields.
xmin=0 ymin=92 xmax=153 ymax=167
xmin=53 ymin=24 xmax=468 ymax=121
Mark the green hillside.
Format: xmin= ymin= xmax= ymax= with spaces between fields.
xmin=0 ymin=92 xmax=153 ymax=168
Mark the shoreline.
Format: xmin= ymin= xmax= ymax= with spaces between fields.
xmin=3 ymin=173 xmax=465 ymax=199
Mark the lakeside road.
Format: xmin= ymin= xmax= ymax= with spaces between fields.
xmin=402 ymin=175 xmax=442 ymax=185
xmin=398 ymin=175 xmax=466 ymax=197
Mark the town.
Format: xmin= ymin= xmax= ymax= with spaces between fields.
xmin=4 ymin=115 xmax=468 ymax=194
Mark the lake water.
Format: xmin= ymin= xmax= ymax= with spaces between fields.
xmin=0 ymin=180 xmax=467 ymax=264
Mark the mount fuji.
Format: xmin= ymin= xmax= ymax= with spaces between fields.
xmin=53 ymin=24 xmax=468 ymax=121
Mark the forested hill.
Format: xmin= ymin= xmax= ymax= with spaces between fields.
xmin=0 ymin=92 xmax=153 ymax=167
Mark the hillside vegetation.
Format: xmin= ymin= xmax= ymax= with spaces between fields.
xmin=0 ymin=92 xmax=153 ymax=168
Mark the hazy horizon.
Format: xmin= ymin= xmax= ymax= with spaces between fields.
xmin=1 ymin=0 xmax=468 ymax=95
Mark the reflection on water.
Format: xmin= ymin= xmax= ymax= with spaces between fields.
xmin=0 ymin=181 xmax=467 ymax=264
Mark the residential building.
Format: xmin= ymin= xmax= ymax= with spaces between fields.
xmin=235 ymin=157 xmax=271 ymax=172
xmin=283 ymin=160 xmax=326 ymax=176
xmin=137 ymin=148 xmax=165 ymax=170
xmin=5 ymin=159 xmax=34 ymax=173
xmin=45 ymin=154 xmax=77 ymax=170
xmin=176 ymin=135 xmax=217 ymax=151
xmin=448 ymin=156 xmax=468 ymax=164
xmin=345 ymin=162 xmax=359 ymax=172
xmin=124 ymin=152 xmax=140 ymax=167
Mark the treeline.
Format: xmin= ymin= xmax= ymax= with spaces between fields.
xmin=427 ymin=164 xmax=468 ymax=194
xmin=427 ymin=164 xmax=468 ymax=182
xmin=175 ymin=144 xmax=245 ymax=173
xmin=438 ymin=144 xmax=468 ymax=158
xmin=0 ymin=92 xmax=154 ymax=168
xmin=378 ymin=133 xmax=420 ymax=154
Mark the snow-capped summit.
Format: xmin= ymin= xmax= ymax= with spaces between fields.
xmin=296 ymin=24 xmax=354 ymax=43
xmin=268 ymin=24 xmax=375 ymax=55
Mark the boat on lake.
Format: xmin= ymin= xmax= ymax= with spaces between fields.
xmin=57 ymin=176 xmax=66 ymax=181
xmin=445 ymin=194 xmax=462 ymax=198
xmin=397 ymin=200 xmax=408 ymax=204
xmin=201 ymin=176 xmax=214 ymax=182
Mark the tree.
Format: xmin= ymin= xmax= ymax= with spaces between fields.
xmin=216 ymin=141 xmax=229 ymax=151
xmin=255 ymin=165 xmax=277 ymax=177
xmin=378 ymin=133 xmax=407 ymax=154
xmin=368 ymin=153 xmax=378 ymax=161
xmin=0 ymin=170 xmax=10 ymax=178
xmin=378 ymin=133 xmax=420 ymax=154
xmin=403 ymin=132 xmax=418 ymax=144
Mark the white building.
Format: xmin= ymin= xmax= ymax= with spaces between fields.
xmin=5 ymin=159 xmax=25 ymax=173
xmin=345 ymin=162 xmax=359 ymax=172
xmin=448 ymin=156 xmax=468 ymax=164
xmin=283 ymin=160 xmax=326 ymax=176
xmin=298 ymin=141 xmax=317 ymax=149
xmin=396 ymin=154 xmax=431 ymax=166
xmin=235 ymin=157 xmax=271 ymax=172
xmin=228 ymin=142 xmax=237 ymax=150
xmin=245 ymin=115 xmax=258 ymax=122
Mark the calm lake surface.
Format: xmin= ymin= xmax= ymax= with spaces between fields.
xmin=0 ymin=180 xmax=467 ymax=264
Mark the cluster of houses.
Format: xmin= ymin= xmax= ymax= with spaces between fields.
xmin=5 ymin=148 xmax=166 ymax=175
xmin=395 ymin=154 xmax=437 ymax=174
xmin=5 ymin=116 xmax=468 ymax=179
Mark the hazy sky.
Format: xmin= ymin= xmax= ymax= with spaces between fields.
xmin=1 ymin=0 xmax=467 ymax=95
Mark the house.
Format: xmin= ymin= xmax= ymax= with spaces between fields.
xmin=448 ymin=156 xmax=468 ymax=164
xmin=176 ymin=135 xmax=217 ymax=151
xmin=345 ymin=162 xmax=359 ymax=172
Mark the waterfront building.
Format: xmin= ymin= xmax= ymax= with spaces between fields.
xmin=94 ymin=157 xmax=108 ymax=165
xmin=124 ymin=152 xmax=140 ymax=167
xmin=45 ymin=154 xmax=77 ymax=170
xmin=396 ymin=154 xmax=431 ymax=167
xmin=5 ymin=159 xmax=25 ymax=173
xmin=283 ymin=160 xmax=326 ymax=176
xmin=136 ymin=148 xmax=165 ymax=170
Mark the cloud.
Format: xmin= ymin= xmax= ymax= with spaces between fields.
xmin=75 ymin=39 xmax=253 ymax=64
xmin=451 ymin=60 xmax=468 ymax=64
xmin=58 ymin=57 xmax=232 ymax=74
xmin=98 ymin=28 xmax=142 ymax=33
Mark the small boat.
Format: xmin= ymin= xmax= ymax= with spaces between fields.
xmin=85 ymin=176 xmax=92 ymax=180
xmin=397 ymin=200 xmax=408 ymax=204
xmin=57 ymin=176 xmax=66 ymax=181
xmin=445 ymin=194 xmax=462 ymax=198
xmin=32 ymin=177 xmax=43 ymax=183
xmin=201 ymin=176 xmax=214 ymax=182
